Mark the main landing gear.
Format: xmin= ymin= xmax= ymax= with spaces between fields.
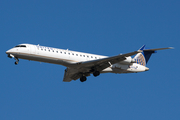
xmin=93 ymin=71 xmax=100 ymax=77
xmin=80 ymin=70 xmax=100 ymax=82
xmin=80 ymin=76 xmax=87 ymax=82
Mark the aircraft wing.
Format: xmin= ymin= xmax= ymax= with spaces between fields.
xmin=74 ymin=50 xmax=141 ymax=68
xmin=63 ymin=50 xmax=141 ymax=82
xmin=63 ymin=68 xmax=81 ymax=82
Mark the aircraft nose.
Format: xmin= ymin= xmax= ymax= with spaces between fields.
xmin=6 ymin=49 xmax=13 ymax=54
xmin=6 ymin=50 xmax=10 ymax=54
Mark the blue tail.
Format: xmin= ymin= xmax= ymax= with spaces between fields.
xmin=134 ymin=45 xmax=156 ymax=66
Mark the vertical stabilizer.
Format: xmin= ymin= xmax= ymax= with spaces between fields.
xmin=133 ymin=45 xmax=156 ymax=66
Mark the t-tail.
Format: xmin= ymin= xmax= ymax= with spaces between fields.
xmin=133 ymin=45 xmax=173 ymax=66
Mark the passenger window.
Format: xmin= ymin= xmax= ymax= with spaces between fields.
xmin=76 ymin=54 xmax=78 ymax=56
xmin=68 ymin=53 xmax=70 ymax=55
xmin=83 ymin=55 xmax=85 ymax=57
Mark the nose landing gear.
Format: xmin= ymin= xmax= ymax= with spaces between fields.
xmin=15 ymin=61 xmax=18 ymax=65
xmin=7 ymin=54 xmax=19 ymax=65
xmin=14 ymin=57 xmax=19 ymax=65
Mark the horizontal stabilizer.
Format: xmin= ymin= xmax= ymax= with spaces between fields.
xmin=134 ymin=46 xmax=173 ymax=66
xmin=143 ymin=47 xmax=174 ymax=51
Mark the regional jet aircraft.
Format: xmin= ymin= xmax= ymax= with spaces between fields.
xmin=6 ymin=44 xmax=172 ymax=82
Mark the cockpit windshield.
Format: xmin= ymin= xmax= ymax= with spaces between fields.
xmin=14 ymin=45 xmax=26 ymax=48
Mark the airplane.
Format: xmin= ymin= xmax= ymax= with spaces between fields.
xmin=6 ymin=44 xmax=173 ymax=82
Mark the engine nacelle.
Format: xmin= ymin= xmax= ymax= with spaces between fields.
xmin=119 ymin=56 xmax=135 ymax=64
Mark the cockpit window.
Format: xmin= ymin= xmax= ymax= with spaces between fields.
xmin=14 ymin=45 xmax=26 ymax=48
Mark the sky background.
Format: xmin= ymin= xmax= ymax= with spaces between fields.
xmin=0 ymin=0 xmax=179 ymax=120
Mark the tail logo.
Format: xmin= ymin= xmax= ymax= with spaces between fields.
xmin=134 ymin=53 xmax=146 ymax=66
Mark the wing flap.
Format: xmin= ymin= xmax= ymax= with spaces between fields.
xmin=63 ymin=68 xmax=79 ymax=82
xmin=63 ymin=68 xmax=91 ymax=82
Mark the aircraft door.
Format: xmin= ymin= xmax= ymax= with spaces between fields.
xmin=30 ymin=45 xmax=36 ymax=54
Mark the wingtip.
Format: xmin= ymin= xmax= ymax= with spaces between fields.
xmin=169 ymin=47 xmax=174 ymax=49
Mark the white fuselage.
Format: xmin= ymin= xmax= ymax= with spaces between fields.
xmin=6 ymin=44 xmax=149 ymax=74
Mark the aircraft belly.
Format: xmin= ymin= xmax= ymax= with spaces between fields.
xmin=13 ymin=52 xmax=74 ymax=66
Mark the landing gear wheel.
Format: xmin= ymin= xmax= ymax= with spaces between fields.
xmin=15 ymin=61 xmax=18 ymax=65
xmin=80 ymin=76 xmax=87 ymax=82
xmin=14 ymin=57 xmax=19 ymax=65
xmin=93 ymin=71 xmax=100 ymax=77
